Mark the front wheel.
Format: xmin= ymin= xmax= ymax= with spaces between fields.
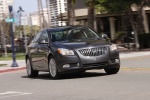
xmin=48 ymin=57 xmax=59 ymax=79
xmin=104 ymin=66 xmax=120 ymax=75
xmin=26 ymin=58 xmax=38 ymax=78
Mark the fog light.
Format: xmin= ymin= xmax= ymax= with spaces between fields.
xmin=63 ymin=64 xmax=70 ymax=68
xmin=115 ymin=59 xmax=120 ymax=63
xmin=77 ymin=63 xmax=79 ymax=67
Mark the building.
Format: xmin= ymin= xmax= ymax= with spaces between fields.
xmin=48 ymin=0 xmax=67 ymax=27
xmin=0 ymin=0 xmax=14 ymax=20
xmin=59 ymin=0 xmax=150 ymax=41
xmin=20 ymin=8 xmax=50 ymax=27
xmin=21 ymin=0 xmax=68 ymax=27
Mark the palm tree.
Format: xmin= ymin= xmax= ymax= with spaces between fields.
xmin=67 ymin=0 xmax=96 ymax=30
xmin=87 ymin=0 xmax=96 ymax=30
xmin=67 ymin=0 xmax=76 ymax=25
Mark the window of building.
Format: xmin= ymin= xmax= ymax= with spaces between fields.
xmin=65 ymin=8 xmax=67 ymax=11
xmin=64 ymin=3 xmax=67 ymax=7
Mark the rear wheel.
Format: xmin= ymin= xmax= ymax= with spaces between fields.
xmin=26 ymin=58 xmax=38 ymax=78
xmin=49 ymin=57 xmax=59 ymax=79
xmin=104 ymin=66 xmax=120 ymax=75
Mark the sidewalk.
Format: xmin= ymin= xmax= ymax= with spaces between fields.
xmin=120 ymin=51 xmax=150 ymax=58
xmin=0 ymin=50 xmax=150 ymax=73
xmin=118 ymin=46 xmax=150 ymax=58
xmin=0 ymin=60 xmax=26 ymax=73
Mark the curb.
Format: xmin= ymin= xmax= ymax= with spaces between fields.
xmin=0 ymin=67 xmax=26 ymax=73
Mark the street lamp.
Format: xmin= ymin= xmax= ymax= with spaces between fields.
xmin=17 ymin=6 xmax=27 ymax=51
xmin=7 ymin=0 xmax=18 ymax=67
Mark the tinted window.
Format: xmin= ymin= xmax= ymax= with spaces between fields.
xmin=48 ymin=27 xmax=100 ymax=42
xmin=48 ymin=29 xmax=70 ymax=42
xmin=69 ymin=27 xmax=99 ymax=41
xmin=51 ymin=31 xmax=68 ymax=42
xmin=38 ymin=31 xmax=49 ymax=43
xmin=32 ymin=32 xmax=42 ymax=43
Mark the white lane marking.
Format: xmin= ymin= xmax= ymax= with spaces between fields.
xmin=0 ymin=91 xmax=32 ymax=98
xmin=0 ymin=91 xmax=23 ymax=95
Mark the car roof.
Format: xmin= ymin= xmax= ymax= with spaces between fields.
xmin=44 ymin=25 xmax=87 ymax=32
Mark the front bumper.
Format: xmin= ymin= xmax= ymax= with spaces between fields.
xmin=55 ymin=50 xmax=120 ymax=73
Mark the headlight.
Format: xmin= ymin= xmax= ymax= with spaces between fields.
xmin=57 ymin=48 xmax=74 ymax=55
xmin=110 ymin=44 xmax=117 ymax=51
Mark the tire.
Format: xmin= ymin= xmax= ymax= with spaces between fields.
xmin=26 ymin=58 xmax=38 ymax=78
xmin=48 ymin=57 xmax=59 ymax=79
xmin=104 ymin=66 xmax=120 ymax=75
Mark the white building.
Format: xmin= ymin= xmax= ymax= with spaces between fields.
xmin=0 ymin=0 xmax=14 ymax=20
xmin=48 ymin=0 xmax=67 ymax=27
xmin=20 ymin=8 xmax=50 ymax=27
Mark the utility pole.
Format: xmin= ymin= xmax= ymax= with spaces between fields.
xmin=46 ymin=0 xmax=50 ymax=28
xmin=17 ymin=6 xmax=27 ymax=51
xmin=37 ymin=0 xmax=42 ymax=29
xmin=39 ymin=0 xmax=45 ymax=28
xmin=37 ymin=0 xmax=45 ymax=29
xmin=22 ymin=16 xmax=27 ymax=52
xmin=28 ymin=13 xmax=33 ymax=35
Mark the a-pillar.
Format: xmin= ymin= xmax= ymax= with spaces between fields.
xmin=109 ymin=17 xmax=116 ymax=40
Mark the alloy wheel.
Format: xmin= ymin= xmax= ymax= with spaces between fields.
xmin=26 ymin=59 xmax=31 ymax=76
xmin=26 ymin=58 xmax=38 ymax=78
xmin=49 ymin=58 xmax=57 ymax=77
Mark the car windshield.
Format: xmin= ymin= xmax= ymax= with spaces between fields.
xmin=48 ymin=27 xmax=101 ymax=42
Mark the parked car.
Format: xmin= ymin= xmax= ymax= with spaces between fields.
xmin=26 ymin=26 xmax=120 ymax=79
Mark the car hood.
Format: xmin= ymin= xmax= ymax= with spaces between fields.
xmin=53 ymin=39 xmax=111 ymax=49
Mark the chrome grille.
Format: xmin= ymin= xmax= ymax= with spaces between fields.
xmin=78 ymin=47 xmax=108 ymax=56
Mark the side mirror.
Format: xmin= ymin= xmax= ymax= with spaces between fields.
xmin=38 ymin=39 xmax=48 ymax=44
xmin=102 ymin=34 xmax=109 ymax=39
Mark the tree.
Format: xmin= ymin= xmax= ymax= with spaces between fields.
xmin=67 ymin=0 xmax=76 ymax=25
xmin=86 ymin=0 xmax=96 ymax=30
xmin=0 ymin=20 xmax=10 ymax=57
xmin=95 ymin=0 xmax=150 ymax=50
xmin=15 ymin=25 xmax=40 ymax=37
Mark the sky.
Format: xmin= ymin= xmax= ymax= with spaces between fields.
xmin=13 ymin=0 xmax=46 ymax=13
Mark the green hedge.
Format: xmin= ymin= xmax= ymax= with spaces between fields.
xmin=138 ymin=33 xmax=150 ymax=49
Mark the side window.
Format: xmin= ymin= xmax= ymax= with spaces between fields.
xmin=38 ymin=31 xmax=49 ymax=43
xmin=51 ymin=32 xmax=64 ymax=42
xmin=51 ymin=31 xmax=68 ymax=42
xmin=32 ymin=32 xmax=42 ymax=43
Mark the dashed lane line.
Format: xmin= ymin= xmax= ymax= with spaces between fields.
xmin=121 ymin=67 xmax=150 ymax=71
xmin=0 ymin=91 xmax=32 ymax=98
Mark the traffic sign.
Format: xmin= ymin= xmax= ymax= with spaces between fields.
xmin=5 ymin=18 xmax=15 ymax=23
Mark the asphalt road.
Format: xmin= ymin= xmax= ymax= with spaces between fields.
xmin=0 ymin=56 xmax=150 ymax=100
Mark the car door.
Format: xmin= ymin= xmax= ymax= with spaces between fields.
xmin=36 ymin=30 xmax=49 ymax=71
xmin=29 ymin=32 xmax=42 ymax=70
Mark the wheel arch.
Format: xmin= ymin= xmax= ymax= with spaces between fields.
xmin=48 ymin=53 xmax=54 ymax=64
xmin=25 ymin=55 xmax=29 ymax=63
